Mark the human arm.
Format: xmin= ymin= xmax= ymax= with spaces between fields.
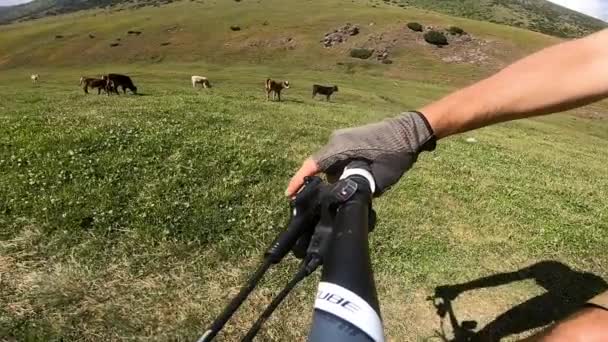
xmin=286 ymin=29 xmax=608 ymax=197
xmin=424 ymin=28 xmax=608 ymax=138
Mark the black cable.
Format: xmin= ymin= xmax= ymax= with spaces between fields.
xmin=198 ymin=259 xmax=273 ymax=342
xmin=240 ymin=258 xmax=322 ymax=342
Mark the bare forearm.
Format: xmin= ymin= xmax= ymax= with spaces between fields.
xmin=422 ymin=29 xmax=608 ymax=139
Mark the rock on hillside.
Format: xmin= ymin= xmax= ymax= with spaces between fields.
xmin=322 ymin=23 xmax=360 ymax=47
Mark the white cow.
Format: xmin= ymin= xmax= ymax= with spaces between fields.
xmin=31 ymin=74 xmax=39 ymax=84
xmin=191 ymin=75 xmax=211 ymax=89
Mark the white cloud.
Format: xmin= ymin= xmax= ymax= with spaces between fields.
xmin=547 ymin=0 xmax=608 ymax=21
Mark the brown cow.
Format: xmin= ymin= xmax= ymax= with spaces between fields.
xmin=80 ymin=76 xmax=114 ymax=95
xmin=265 ymin=78 xmax=290 ymax=101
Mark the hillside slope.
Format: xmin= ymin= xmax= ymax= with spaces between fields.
xmin=397 ymin=0 xmax=607 ymax=38
xmin=1 ymin=0 xmax=606 ymax=38
xmin=0 ymin=0 xmax=174 ymax=23
xmin=0 ymin=0 xmax=560 ymax=81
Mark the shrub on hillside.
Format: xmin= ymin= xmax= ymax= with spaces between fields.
xmin=447 ymin=26 xmax=465 ymax=35
xmin=407 ymin=22 xmax=423 ymax=32
xmin=230 ymin=25 xmax=241 ymax=31
xmin=424 ymin=30 xmax=448 ymax=46
xmin=350 ymin=48 xmax=374 ymax=59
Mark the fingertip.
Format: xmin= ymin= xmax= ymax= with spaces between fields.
xmin=284 ymin=158 xmax=319 ymax=198
xmin=286 ymin=177 xmax=303 ymax=197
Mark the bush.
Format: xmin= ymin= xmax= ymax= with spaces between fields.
xmin=349 ymin=48 xmax=374 ymax=59
xmin=230 ymin=25 xmax=241 ymax=31
xmin=447 ymin=26 xmax=465 ymax=35
xmin=424 ymin=30 xmax=448 ymax=46
xmin=407 ymin=22 xmax=423 ymax=32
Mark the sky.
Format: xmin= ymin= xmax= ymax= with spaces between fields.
xmin=547 ymin=0 xmax=608 ymax=21
xmin=0 ymin=0 xmax=32 ymax=5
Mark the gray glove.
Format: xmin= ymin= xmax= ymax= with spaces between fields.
xmin=312 ymin=111 xmax=436 ymax=195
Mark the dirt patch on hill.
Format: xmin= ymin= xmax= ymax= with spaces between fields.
xmin=323 ymin=23 xmax=511 ymax=69
xmin=239 ymin=36 xmax=297 ymax=50
xmin=365 ymin=25 xmax=505 ymax=67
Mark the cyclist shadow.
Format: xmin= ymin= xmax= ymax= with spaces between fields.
xmin=428 ymin=260 xmax=607 ymax=342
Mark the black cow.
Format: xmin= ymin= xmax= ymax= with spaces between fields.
xmin=106 ymin=73 xmax=137 ymax=94
xmin=312 ymin=84 xmax=338 ymax=101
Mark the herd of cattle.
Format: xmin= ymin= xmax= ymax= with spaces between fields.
xmin=30 ymin=73 xmax=340 ymax=101
xmin=79 ymin=73 xmax=138 ymax=95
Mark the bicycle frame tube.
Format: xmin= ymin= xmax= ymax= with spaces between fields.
xmin=308 ymin=168 xmax=383 ymax=342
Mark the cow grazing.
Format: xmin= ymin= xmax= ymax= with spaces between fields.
xmin=31 ymin=74 xmax=39 ymax=85
xmin=312 ymin=84 xmax=339 ymax=101
xmin=191 ymin=75 xmax=211 ymax=89
xmin=265 ymin=78 xmax=290 ymax=101
xmin=106 ymin=73 xmax=137 ymax=94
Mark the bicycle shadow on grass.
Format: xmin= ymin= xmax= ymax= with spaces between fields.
xmin=427 ymin=260 xmax=607 ymax=342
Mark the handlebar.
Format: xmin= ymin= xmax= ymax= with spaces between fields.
xmin=198 ymin=160 xmax=383 ymax=342
xmin=308 ymin=161 xmax=383 ymax=342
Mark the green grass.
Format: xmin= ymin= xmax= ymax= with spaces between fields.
xmin=2 ymin=63 xmax=607 ymax=342
xmin=1 ymin=0 xmax=608 ymax=341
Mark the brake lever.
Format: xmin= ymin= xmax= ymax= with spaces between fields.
xmin=265 ymin=176 xmax=323 ymax=263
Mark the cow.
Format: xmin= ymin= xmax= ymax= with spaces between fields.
xmin=106 ymin=73 xmax=137 ymax=94
xmin=191 ymin=75 xmax=211 ymax=89
xmin=31 ymin=74 xmax=39 ymax=85
xmin=312 ymin=84 xmax=339 ymax=101
xmin=265 ymin=78 xmax=290 ymax=101
xmin=80 ymin=76 xmax=114 ymax=95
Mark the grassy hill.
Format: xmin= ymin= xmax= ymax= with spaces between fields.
xmin=0 ymin=0 xmax=560 ymax=75
xmin=0 ymin=0 xmax=175 ymax=24
xmin=2 ymin=0 xmax=606 ymax=38
xmin=394 ymin=0 xmax=607 ymax=38
xmin=1 ymin=0 xmax=607 ymax=341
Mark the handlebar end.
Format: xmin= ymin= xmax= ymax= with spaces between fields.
xmin=340 ymin=165 xmax=376 ymax=195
